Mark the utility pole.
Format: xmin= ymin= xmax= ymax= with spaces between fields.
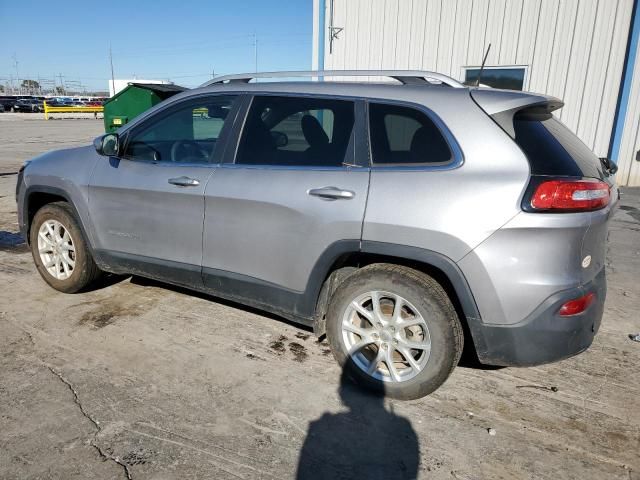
xmin=57 ymin=73 xmax=65 ymax=95
xmin=253 ymin=33 xmax=258 ymax=73
xmin=109 ymin=43 xmax=116 ymax=96
xmin=12 ymin=53 xmax=19 ymax=93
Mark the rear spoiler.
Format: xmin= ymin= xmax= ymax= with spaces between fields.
xmin=470 ymin=88 xmax=563 ymax=138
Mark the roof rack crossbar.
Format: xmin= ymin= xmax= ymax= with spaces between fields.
xmin=199 ymin=70 xmax=465 ymax=88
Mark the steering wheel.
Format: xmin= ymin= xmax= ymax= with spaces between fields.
xmin=127 ymin=141 xmax=162 ymax=161
xmin=171 ymin=140 xmax=209 ymax=162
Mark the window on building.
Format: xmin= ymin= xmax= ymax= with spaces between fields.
xmin=235 ymin=96 xmax=354 ymax=167
xmin=369 ymin=103 xmax=452 ymax=166
xmin=464 ymin=66 xmax=527 ymax=90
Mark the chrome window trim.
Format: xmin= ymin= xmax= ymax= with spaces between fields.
xmin=112 ymin=157 xmax=220 ymax=169
xmin=120 ymin=88 xmax=464 ymax=172
xmin=220 ymin=163 xmax=365 ymax=172
xmin=366 ymin=98 xmax=464 ymax=172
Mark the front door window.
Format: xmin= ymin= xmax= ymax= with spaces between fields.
xmin=123 ymin=95 xmax=237 ymax=163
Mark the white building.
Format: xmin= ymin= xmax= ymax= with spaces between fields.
xmin=312 ymin=0 xmax=640 ymax=186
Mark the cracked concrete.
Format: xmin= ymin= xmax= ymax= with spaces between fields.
xmin=47 ymin=366 xmax=133 ymax=480
xmin=0 ymin=119 xmax=639 ymax=479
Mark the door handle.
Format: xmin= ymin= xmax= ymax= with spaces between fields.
xmin=307 ymin=186 xmax=355 ymax=200
xmin=168 ymin=176 xmax=200 ymax=187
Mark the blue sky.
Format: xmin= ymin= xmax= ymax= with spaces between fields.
xmin=0 ymin=0 xmax=312 ymax=92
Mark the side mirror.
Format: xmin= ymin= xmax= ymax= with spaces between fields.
xmin=94 ymin=133 xmax=120 ymax=157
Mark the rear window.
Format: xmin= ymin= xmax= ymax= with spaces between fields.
xmin=513 ymin=115 xmax=602 ymax=178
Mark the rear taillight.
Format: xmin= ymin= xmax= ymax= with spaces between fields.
xmin=530 ymin=180 xmax=610 ymax=212
xmin=558 ymin=292 xmax=596 ymax=316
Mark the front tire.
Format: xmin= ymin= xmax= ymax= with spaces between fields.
xmin=30 ymin=202 xmax=102 ymax=293
xmin=326 ymin=264 xmax=463 ymax=400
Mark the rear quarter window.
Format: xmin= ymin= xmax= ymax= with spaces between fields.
xmin=369 ymin=103 xmax=452 ymax=166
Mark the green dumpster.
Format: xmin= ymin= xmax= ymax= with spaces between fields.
xmin=103 ymin=83 xmax=186 ymax=133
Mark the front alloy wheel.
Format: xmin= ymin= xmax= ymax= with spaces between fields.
xmin=30 ymin=202 xmax=102 ymax=293
xmin=37 ymin=219 xmax=76 ymax=280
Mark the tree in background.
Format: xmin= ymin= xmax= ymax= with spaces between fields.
xmin=54 ymin=86 xmax=65 ymax=95
xmin=21 ymin=79 xmax=40 ymax=90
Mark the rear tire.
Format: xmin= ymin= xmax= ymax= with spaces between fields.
xmin=326 ymin=264 xmax=463 ymax=400
xmin=30 ymin=202 xmax=102 ymax=293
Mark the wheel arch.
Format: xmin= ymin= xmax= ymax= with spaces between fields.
xmin=22 ymin=186 xmax=90 ymax=249
xmin=312 ymin=241 xmax=484 ymax=355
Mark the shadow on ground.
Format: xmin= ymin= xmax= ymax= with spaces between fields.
xmin=0 ymin=230 xmax=28 ymax=253
xmin=296 ymin=367 xmax=419 ymax=480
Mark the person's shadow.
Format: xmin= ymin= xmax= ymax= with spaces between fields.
xmin=296 ymin=366 xmax=419 ymax=479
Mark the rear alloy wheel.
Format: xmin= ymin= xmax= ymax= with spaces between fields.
xmin=326 ymin=264 xmax=463 ymax=400
xmin=30 ymin=202 xmax=102 ymax=293
xmin=341 ymin=291 xmax=431 ymax=383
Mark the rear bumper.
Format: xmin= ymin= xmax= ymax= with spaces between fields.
xmin=469 ymin=268 xmax=606 ymax=366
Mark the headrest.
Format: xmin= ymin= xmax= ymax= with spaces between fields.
xmin=301 ymin=115 xmax=330 ymax=147
xmin=410 ymin=126 xmax=451 ymax=164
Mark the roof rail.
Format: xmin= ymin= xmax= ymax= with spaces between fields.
xmin=199 ymin=70 xmax=465 ymax=88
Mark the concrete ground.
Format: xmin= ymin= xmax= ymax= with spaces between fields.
xmin=0 ymin=118 xmax=639 ymax=480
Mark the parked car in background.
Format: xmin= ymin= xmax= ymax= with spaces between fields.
xmin=0 ymin=96 xmax=18 ymax=112
xmin=15 ymin=70 xmax=619 ymax=399
xmin=14 ymin=99 xmax=44 ymax=113
xmin=44 ymin=99 xmax=75 ymax=107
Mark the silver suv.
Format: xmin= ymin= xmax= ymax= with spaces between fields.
xmin=16 ymin=70 xmax=618 ymax=399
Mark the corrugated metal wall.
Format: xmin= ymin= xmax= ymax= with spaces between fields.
xmin=315 ymin=0 xmax=638 ymax=185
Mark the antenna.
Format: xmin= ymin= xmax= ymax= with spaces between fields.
xmin=475 ymin=43 xmax=492 ymax=87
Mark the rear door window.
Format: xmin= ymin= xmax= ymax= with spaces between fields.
xmin=368 ymin=103 xmax=452 ymax=166
xmin=235 ymin=96 xmax=355 ymax=167
xmin=513 ymin=115 xmax=603 ymax=178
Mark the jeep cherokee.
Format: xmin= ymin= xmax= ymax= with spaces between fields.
xmin=16 ymin=70 xmax=618 ymax=399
